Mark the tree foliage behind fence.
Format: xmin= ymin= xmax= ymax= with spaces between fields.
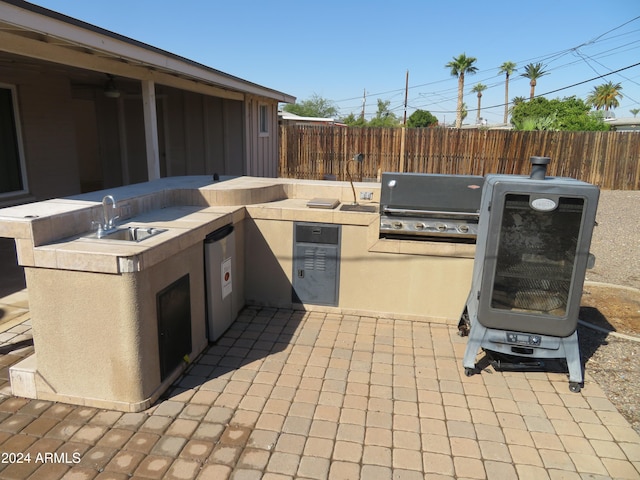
xmin=279 ymin=126 xmax=640 ymax=190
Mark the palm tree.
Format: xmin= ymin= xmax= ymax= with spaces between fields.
xmin=521 ymin=63 xmax=548 ymax=99
xmin=471 ymin=83 xmax=487 ymax=124
xmin=461 ymin=102 xmax=468 ymax=123
xmin=498 ymin=61 xmax=517 ymax=124
xmin=587 ymin=82 xmax=623 ymax=111
xmin=445 ymin=53 xmax=478 ymax=128
xmin=631 ymin=108 xmax=640 ymax=118
xmin=509 ymin=96 xmax=527 ymax=124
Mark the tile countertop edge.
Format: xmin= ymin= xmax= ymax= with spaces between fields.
xmin=247 ymin=200 xmax=475 ymax=259
xmin=245 ymin=199 xmax=380 ymax=226
xmin=29 ymin=209 xmax=243 ymax=274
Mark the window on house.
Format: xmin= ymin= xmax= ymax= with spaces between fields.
xmin=259 ymin=104 xmax=269 ymax=136
xmin=0 ymin=85 xmax=26 ymax=196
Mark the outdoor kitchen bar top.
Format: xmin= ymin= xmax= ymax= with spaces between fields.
xmin=0 ymin=176 xmax=476 ymax=411
xmin=0 ymin=176 xmax=474 ymax=274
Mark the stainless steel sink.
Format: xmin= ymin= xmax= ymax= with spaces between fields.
xmin=88 ymin=226 xmax=167 ymax=242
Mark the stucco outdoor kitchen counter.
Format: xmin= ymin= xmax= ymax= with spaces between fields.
xmin=29 ymin=205 xmax=243 ymax=274
xmin=0 ymin=175 xmax=481 ymax=411
xmin=246 ymin=198 xmax=475 ymax=259
xmin=0 ymin=175 xmax=286 ymax=275
xmin=0 ymin=175 xmax=475 ymax=276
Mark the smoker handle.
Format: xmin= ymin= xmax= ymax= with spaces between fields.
xmin=383 ymin=207 xmax=479 ymax=218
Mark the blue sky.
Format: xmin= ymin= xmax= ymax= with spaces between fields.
xmin=29 ymin=0 xmax=640 ymax=125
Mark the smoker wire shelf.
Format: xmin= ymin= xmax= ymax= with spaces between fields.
xmin=496 ymin=261 xmax=573 ymax=281
xmin=492 ymin=287 xmax=568 ymax=313
xmin=494 ymin=276 xmax=570 ymax=293
xmin=492 ymin=271 xmax=570 ymax=313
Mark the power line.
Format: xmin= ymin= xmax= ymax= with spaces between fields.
xmin=580 ymin=15 xmax=640 ymax=46
xmin=538 ymin=61 xmax=640 ymax=97
xmin=332 ymin=16 xmax=640 ymax=113
xmin=408 ymin=62 xmax=640 ymax=114
xmin=570 ymin=49 xmax=640 ymax=104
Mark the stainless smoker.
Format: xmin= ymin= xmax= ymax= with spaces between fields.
xmin=460 ymin=157 xmax=599 ymax=392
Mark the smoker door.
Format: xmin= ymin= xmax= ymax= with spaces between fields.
xmin=477 ymin=181 xmax=599 ymax=337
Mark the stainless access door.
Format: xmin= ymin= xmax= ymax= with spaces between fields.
xmin=292 ymin=223 xmax=341 ymax=306
xmin=204 ymin=224 xmax=237 ymax=341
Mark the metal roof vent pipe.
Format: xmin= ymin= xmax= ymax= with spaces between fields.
xmin=530 ymin=156 xmax=551 ymax=180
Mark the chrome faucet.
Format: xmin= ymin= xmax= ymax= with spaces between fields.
xmin=93 ymin=195 xmax=119 ymax=237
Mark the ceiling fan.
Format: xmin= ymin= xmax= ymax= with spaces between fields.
xmin=103 ymin=74 xmax=120 ymax=98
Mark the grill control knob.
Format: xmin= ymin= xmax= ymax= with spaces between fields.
xmin=436 ymin=223 xmax=447 ymax=232
xmin=415 ymin=222 xmax=426 ymax=230
xmin=458 ymin=224 xmax=469 ymax=233
xmin=392 ymin=221 xmax=403 ymax=229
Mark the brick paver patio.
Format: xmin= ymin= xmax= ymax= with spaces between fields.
xmin=0 ymin=292 xmax=639 ymax=479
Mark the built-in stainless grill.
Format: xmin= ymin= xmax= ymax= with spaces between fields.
xmin=379 ymin=173 xmax=484 ymax=240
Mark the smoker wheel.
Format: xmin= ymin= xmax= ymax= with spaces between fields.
xmin=464 ymin=367 xmax=476 ymax=377
xmin=569 ymin=382 xmax=582 ymax=393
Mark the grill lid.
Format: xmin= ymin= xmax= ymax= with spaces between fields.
xmin=380 ymin=173 xmax=484 ymax=214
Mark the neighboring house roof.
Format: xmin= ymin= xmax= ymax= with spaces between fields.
xmin=459 ymin=123 xmax=512 ymax=130
xmin=278 ymin=111 xmax=336 ymax=124
xmin=0 ymin=0 xmax=296 ymax=103
xmin=604 ymin=117 xmax=640 ymax=131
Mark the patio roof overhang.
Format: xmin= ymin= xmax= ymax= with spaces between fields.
xmin=0 ymin=0 xmax=296 ymax=104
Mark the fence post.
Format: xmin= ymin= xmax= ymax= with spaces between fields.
xmin=399 ymin=127 xmax=406 ymax=173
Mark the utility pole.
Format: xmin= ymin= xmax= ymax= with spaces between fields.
xmin=400 ymin=70 xmax=409 ymax=173
xmin=403 ymin=70 xmax=409 ymax=125
xmin=360 ymin=89 xmax=366 ymax=120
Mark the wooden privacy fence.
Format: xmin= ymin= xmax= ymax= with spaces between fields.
xmin=279 ymin=126 xmax=640 ymax=190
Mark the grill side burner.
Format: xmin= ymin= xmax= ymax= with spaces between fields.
xmin=379 ymin=173 xmax=484 ymax=240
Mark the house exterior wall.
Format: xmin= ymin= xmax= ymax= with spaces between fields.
xmin=1 ymin=67 xmax=266 ymax=205
xmin=94 ymin=95 xmax=124 ymax=189
xmin=2 ymin=70 xmax=80 ymax=203
xmin=72 ymin=98 xmax=101 ymax=193
xmin=245 ymin=95 xmax=279 ymax=178
xmin=161 ymin=87 xmax=245 ymax=178
xmin=122 ymin=96 xmax=148 ymax=184
xmin=222 ymin=99 xmax=245 ymax=176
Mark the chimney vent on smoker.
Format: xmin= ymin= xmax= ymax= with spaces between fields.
xmin=530 ymin=156 xmax=551 ymax=180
